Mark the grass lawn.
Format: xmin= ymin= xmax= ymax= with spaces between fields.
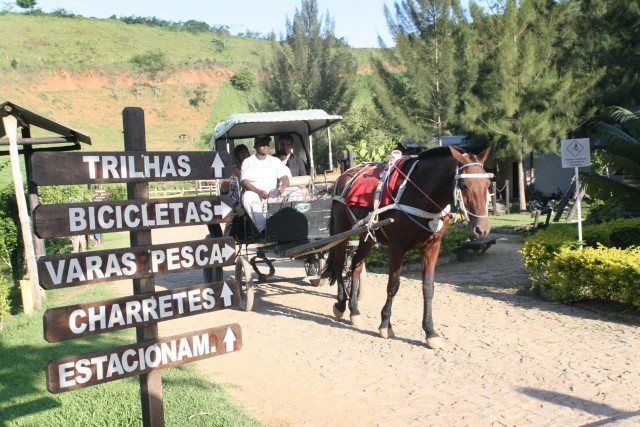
xmin=0 ymin=275 xmax=262 ymax=426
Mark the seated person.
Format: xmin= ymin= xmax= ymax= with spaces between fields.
xmin=241 ymin=135 xmax=290 ymax=234
xmin=208 ymin=143 xmax=251 ymax=238
xmin=274 ymin=150 xmax=310 ymax=201
xmin=279 ymin=133 xmax=309 ymax=177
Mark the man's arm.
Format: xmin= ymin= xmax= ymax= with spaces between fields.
xmin=277 ymin=175 xmax=290 ymax=194
xmin=242 ymin=179 xmax=269 ymax=199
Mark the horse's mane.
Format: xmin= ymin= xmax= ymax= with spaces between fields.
xmin=417 ymin=145 xmax=463 ymax=161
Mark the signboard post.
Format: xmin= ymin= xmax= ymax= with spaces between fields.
xmin=33 ymin=107 xmax=239 ymax=427
xmin=561 ymin=138 xmax=591 ymax=247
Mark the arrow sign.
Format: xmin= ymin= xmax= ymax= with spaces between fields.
xmin=220 ymin=281 xmax=234 ymax=307
xmin=37 ymin=237 xmax=236 ymax=289
xmin=211 ymin=153 xmax=225 ymax=178
xmin=46 ymin=324 xmax=242 ymax=393
xmin=30 ymin=151 xmax=232 ymax=185
xmin=43 ymin=279 xmax=241 ymax=342
xmin=214 ymin=200 xmax=233 ymax=219
xmin=223 ymin=326 xmax=238 ymax=352
xmin=33 ymin=195 xmax=234 ymax=238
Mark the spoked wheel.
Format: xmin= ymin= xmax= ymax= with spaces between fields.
xmin=304 ymin=254 xmax=326 ymax=287
xmin=235 ymin=256 xmax=254 ymax=311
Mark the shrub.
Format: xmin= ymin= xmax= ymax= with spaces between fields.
xmin=366 ymin=225 xmax=470 ymax=267
xmin=230 ymin=70 xmax=255 ymax=91
xmin=583 ymin=217 xmax=640 ymax=249
xmin=543 ymin=245 xmax=640 ymax=307
xmin=0 ymin=276 xmax=12 ymax=331
xmin=521 ymin=224 xmax=578 ymax=283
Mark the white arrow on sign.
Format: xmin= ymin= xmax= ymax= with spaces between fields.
xmin=222 ymin=243 xmax=235 ymax=261
xmin=214 ymin=200 xmax=232 ymax=218
xmin=211 ymin=153 xmax=225 ymax=178
xmin=220 ymin=281 xmax=234 ymax=307
xmin=223 ymin=326 xmax=237 ymax=352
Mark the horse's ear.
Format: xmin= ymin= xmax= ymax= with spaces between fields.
xmin=448 ymin=146 xmax=466 ymax=163
xmin=477 ymin=147 xmax=491 ymax=164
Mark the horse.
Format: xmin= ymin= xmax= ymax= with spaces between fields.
xmin=320 ymin=146 xmax=492 ymax=349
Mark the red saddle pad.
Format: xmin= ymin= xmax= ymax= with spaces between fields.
xmin=344 ymin=159 xmax=406 ymax=208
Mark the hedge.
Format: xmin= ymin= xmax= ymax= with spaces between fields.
xmin=522 ymin=218 xmax=640 ymax=307
xmin=544 ymin=246 xmax=640 ymax=307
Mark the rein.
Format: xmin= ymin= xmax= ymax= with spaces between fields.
xmin=334 ymin=152 xmax=492 ymax=238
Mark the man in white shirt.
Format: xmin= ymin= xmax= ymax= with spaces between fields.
xmin=241 ymin=135 xmax=290 ymax=234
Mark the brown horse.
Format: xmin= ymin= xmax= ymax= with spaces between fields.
xmin=320 ymin=146 xmax=492 ymax=348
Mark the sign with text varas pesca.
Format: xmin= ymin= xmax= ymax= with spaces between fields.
xmin=31 ymin=107 xmax=241 ymax=426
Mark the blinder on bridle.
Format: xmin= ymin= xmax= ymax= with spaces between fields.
xmin=453 ymin=162 xmax=494 ymax=224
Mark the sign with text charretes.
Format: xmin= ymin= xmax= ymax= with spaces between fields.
xmin=37 ymin=237 xmax=236 ymax=289
xmin=32 ymin=195 xmax=233 ymax=238
xmin=30 ymin=151 xmax=232 ymax=185
xmin=43 ymin=280 xmax=241 ymax=342
xmin=46 ymin=324 xmax=242 ymax=394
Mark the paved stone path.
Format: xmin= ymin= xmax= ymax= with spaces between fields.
xmin=153 ymin=228 xmax=640 ymax=426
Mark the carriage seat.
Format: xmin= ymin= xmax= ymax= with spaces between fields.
xmin=288 ymin=174 xmax=312 ymax=187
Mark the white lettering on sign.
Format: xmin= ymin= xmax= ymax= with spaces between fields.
xmin=67 ymin=287 xmax=218 ymax=335
xmin=67 ymin=200 xmax=224 ymax=233
xmin=82 ymin=154 xmax=191 ymax=180
xmin=44 ymin=253 xmax=138 ymax=286
xmin=47 ymin=324 xmax=242 ymax=393
xmin=57 ymin=333 xmax=215 ymax=389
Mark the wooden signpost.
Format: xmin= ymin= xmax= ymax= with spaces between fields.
xmin=33 ymin=107 xmax=240 ymax=427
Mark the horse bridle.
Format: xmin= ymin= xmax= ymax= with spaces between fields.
xmin=453 ymin=162 xmax=494 ymax=223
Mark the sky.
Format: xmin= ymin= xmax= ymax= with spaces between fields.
xmin=29 ymin=0 xmax=399 ymax=48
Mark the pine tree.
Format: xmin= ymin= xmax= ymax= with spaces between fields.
xmin=257 ymin=0 xmax=356 ymax=114
xmin=371 ymin=0 xmax=470 ymax=145
xmin=462 ymin=0 xmax=597 ymax=211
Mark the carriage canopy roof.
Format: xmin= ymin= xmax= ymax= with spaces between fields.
xmin=212 ymin=109 xmax=342 ymax=142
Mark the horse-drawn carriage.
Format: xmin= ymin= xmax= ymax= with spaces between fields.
xmin=208 ymin=110 xmax=388 ymax=310
xmin=209 ymin=109 xmax=494 ymax=349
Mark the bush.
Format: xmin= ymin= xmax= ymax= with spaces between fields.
xmin=543 ymin=245 xmax=640 ymax=307
xmin=583 ymin=217 xmax=640 ymax=249
xmin=521 ymin=224 xmax=578 ymax=283
xmin=230 ymin=70 xmax=255 ymax=91
xmin=586 ymin=198 xmax=628 ymax=224
xmin=0 ymin=276 xmax=13 ymax=331
xmin=366 ymin=225 xmax=470 ymax=267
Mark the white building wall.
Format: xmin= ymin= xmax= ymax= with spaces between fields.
xmin=524 ymin=152 xmax=592 ymax=195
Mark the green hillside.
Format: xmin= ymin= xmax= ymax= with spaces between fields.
xmin=0 ymin=12 xmax=377 ymax=185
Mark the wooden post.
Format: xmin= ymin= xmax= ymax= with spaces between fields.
xmin=505 ymin=179 xmax=511 ymax=215
xmin=123 ymin=107 xmax=165 ymax=427
xmin=2 ymin=111 xmax=41 ymax=311
xmin=22 ymin=129 xmax=44 ymax=309
xmin=491 ymin=182 xmax=497 ymax=216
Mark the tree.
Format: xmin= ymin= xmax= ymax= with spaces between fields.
xmin=461 ymin=0 xmax=598 ymax=211
xmin=257 ymin=0 xmax=356 ymax=115
xmin=372 ymin=0 xmax=470 ymax=145
xmin=130 ymin=50 xmax=170 ymax=99
xmin=582 ymin=107 xmax=640 ymax=215
xmin=189 ymin=84 xmax=207 ymax=112
xmin=16 ymin=0 xmax=37 ymax=9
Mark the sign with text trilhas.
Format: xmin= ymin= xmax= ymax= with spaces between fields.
xmin=46 ymin=324 xmax=242 ymax=393
xmin=43 ymin=280 xmax=241 ymax=342
xmin=32 ymin=195 xmax=233 ymax=238
xmin=37 ymin=237 xmax=236 ymax=289
xmin=30 ymin=151 xmax=232 ymax=185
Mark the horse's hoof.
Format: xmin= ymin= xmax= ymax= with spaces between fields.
xmin=350 ymin=314 xmax=361 ymax=327
xmin=378 ymin=327 xmax=394 ymax=339
xmin=426 ymin=335 xmax=444 ymax=349
xmin=333 ymin=305 xmax=344 ymax=319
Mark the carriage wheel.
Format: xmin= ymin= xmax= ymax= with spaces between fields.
xmin=235 ymin=256 xmax=254 ymax=312
xmin=304 ymin=254 xmax=326 ymax=287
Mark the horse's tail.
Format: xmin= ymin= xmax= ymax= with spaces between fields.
xmin=320 ymin=213 xmax=339 ymax=286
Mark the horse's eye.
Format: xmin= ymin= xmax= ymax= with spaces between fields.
xmin=460 ymin=183 xmax=469 ymax=191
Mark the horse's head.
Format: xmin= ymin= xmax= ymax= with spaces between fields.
xmin=449 ymin=147 xmax=492 ymax=240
